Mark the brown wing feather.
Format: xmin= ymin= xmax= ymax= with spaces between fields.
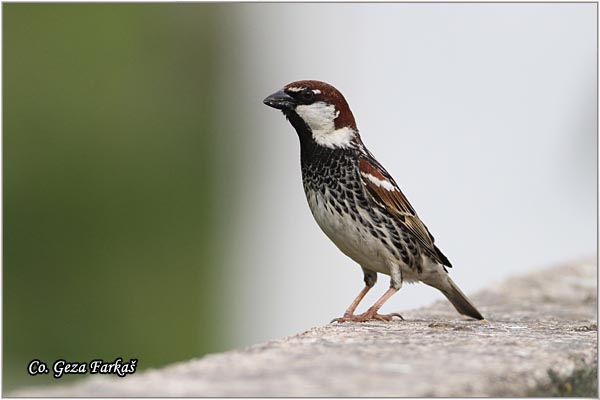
xmin=358 ymin=157 xmax=444 ymax=264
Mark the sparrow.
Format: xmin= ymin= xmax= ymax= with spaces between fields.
xmin=263 ymin=80 xmax=484 ymax=322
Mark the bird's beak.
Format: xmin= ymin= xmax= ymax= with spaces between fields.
xmin=263 ymin=89 xmax=295 ymax=110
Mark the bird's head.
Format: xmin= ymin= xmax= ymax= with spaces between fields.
xmin=263 ymin=80 xmax=361 ymax=149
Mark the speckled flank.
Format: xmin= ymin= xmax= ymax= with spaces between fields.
xmin=300 ymin=144 xmax=428 ymax=282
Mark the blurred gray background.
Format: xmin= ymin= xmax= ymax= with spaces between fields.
xmin=219 ymin=3 xmax=597 ymax=347
xmin=5 ymin=2 xmax=596 ymax=392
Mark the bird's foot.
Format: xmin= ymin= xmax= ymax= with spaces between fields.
xmin=331 ymin=312 xmax=404 ymax=323
xmin=370 ymin=312 xmax=404 ymax=321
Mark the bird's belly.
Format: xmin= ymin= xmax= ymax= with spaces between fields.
xmin=305 ymin=189 xmax=392 ymax=275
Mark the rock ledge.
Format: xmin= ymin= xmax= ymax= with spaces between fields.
xmin=13 ymin=260 xmax=598 ymax=397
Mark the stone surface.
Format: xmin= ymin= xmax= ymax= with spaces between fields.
xmin=13 ymin=259 xmax=598 ymax=397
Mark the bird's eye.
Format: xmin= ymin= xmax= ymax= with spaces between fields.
xmin=301 ymin=89 xmax=315 ymax=102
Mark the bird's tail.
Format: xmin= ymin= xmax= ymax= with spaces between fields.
xmin=426 ymin=276 xmax=484 ymax=320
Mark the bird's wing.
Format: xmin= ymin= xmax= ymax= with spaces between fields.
xmin=357 ymin=155 xmax=450 ymax=266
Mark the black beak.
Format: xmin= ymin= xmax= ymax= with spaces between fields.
xmin=263 ymin=89 xmax=295 ymax=110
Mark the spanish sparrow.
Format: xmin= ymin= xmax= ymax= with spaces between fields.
xmin=263 ymin=80 xmax=483 ymax=322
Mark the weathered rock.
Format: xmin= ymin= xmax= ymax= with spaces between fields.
xmin=12 ymin=259 xmax=597 ymax=397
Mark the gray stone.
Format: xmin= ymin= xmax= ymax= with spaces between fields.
xmin=12 ymin=260 xmax=598 ymax=397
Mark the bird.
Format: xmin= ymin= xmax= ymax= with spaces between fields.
xmin=263 ymin=80 xmax=484 ymax=322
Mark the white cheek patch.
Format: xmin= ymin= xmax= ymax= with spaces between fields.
xmin=296 ymin=102 xmax=336 ymax=133
xmin=361 ymin=172 xmax=398 ymax=192
xmin=295 ymin=102 xmax=356 ymax=149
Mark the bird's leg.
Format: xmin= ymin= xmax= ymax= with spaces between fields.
xmin=354 ymin=287 xmax=403 ymax=321
xmin=331 ymin=268 xmax=377 ymax=323
xmin=341 ymin=264 xmax=404 ymax=322
xmin=331 ymin=286 xmax=372 ymax=323
xmin=343 ymin=285 xmax=372 ymax=317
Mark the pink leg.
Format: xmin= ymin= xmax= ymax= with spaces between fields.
xmin=343 ymin=285 xmax=372 ymax=316
xmin=333 ymin=287 xmax=403 ymax=323
xmin=357 ymin=287 xmax=403 ymax=321
xmin=331 ymin=286 xmax=372 ymax=322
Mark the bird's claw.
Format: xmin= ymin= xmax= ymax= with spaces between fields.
xmin=372 ymin=312 xmax=404 ymax=321
xmin=331 ymin=312 xmax=404 ymax=323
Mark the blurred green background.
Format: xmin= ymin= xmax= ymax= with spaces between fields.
xmin=4 ymin=4 xmax=233 ymax=392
